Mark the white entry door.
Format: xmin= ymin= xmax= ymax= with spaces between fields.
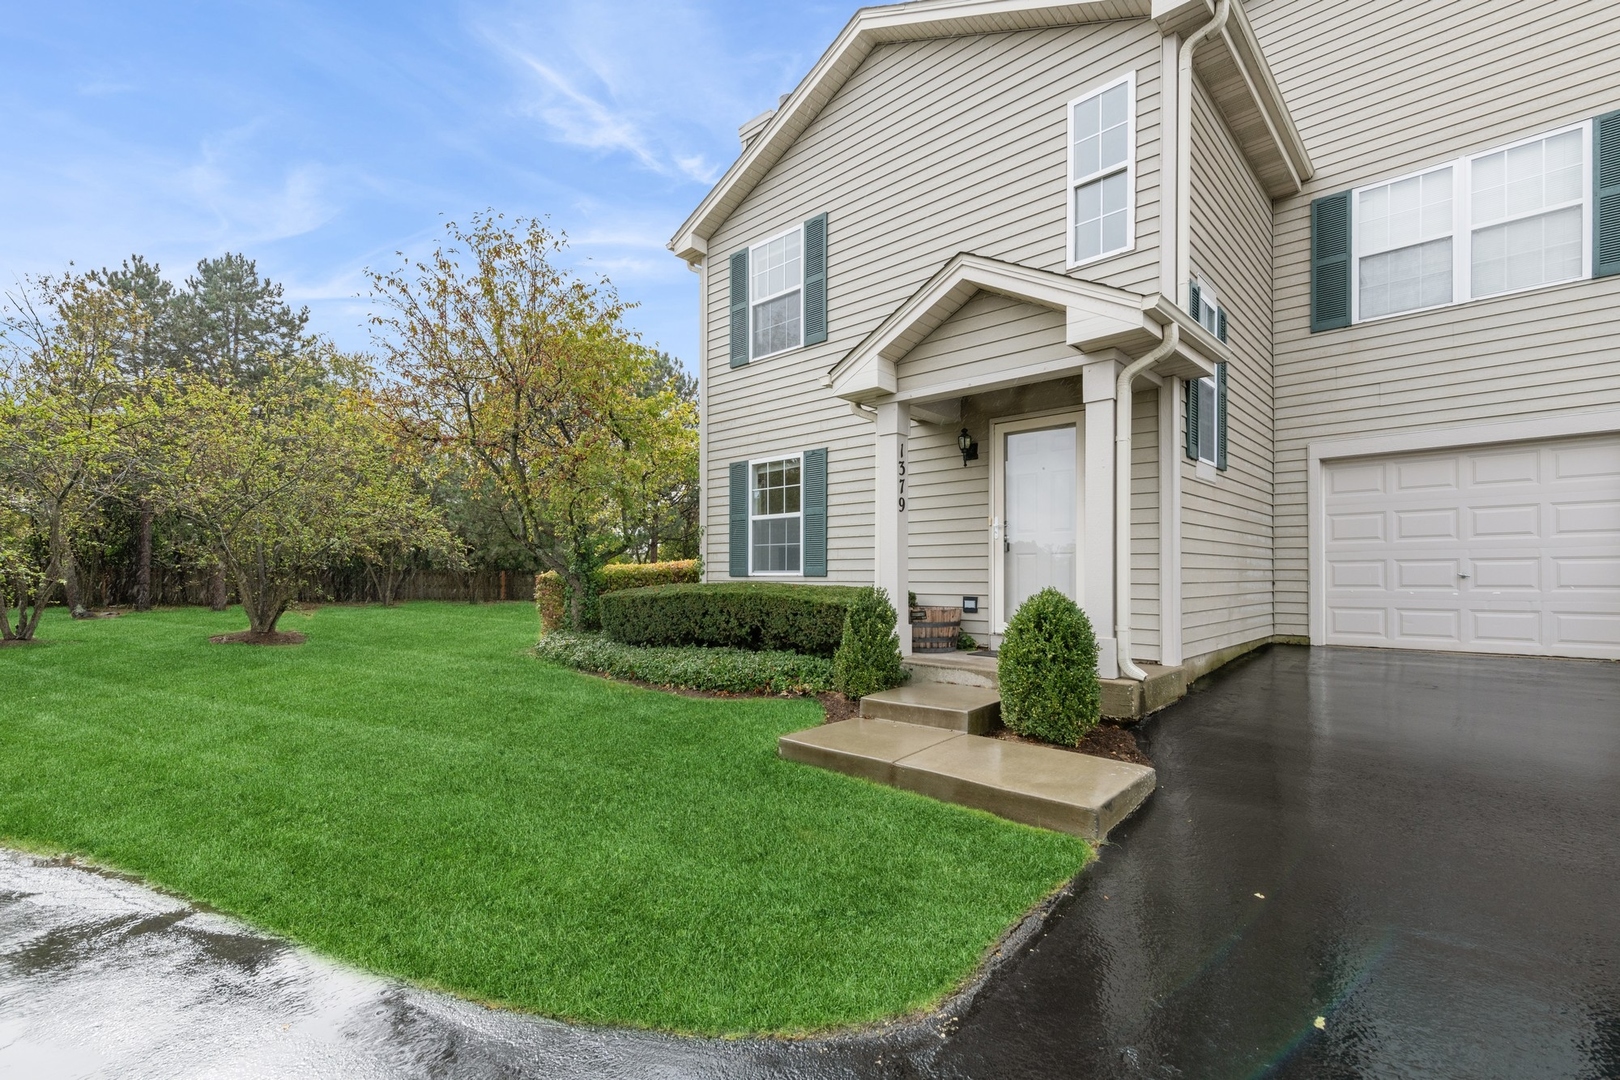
xmin=994 ymin=421 xmax=1080 ymax=630
xmin=1321 ymin=434 xmax=1620 ymax=658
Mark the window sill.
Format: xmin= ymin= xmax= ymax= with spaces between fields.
xmin=1343 ymin=272 xmax=1598 ymax=331
xmin=1066 ymin=245 xmax=1135 ymax=273
xmin=1194 ymin=460 xmax=1218 ymax=484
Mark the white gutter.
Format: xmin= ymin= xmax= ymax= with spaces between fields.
xmin=1115 ymin=322 xmax=1180 ymax=682
xmin=1175 ymin=0 xmax=1231 ymax=304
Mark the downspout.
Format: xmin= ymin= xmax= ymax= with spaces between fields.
xmin=1175 ymin=0 xmax=1232 ymax=303
xmin=1115 ymin=322 xmax=1180 ymax=682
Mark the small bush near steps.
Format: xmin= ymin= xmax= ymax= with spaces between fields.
xmin=832 ymin=587 xmax=906 ymax=699
xmin=535 ymin=631 xmax=833 ymax=694
xmin=997 ymin=587 xmax=1100 ymax=745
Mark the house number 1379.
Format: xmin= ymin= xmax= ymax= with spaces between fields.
xmin=897 ymin=445 xmax=906 ymax=512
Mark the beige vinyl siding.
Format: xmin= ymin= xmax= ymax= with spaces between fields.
xmin=906 ymin=421 xmax=991 ymax=639
xmin=1253 ymin=0 xmax=1620 ymax=636
xmin=898 ymin=293 xmax=1071 ymax=396
xmin=1181 ymin=80 xmax=1276 ymax=658
xmin=1131 ymin=387 xmax=1161 ymax=659
xmin=701 ymin=23 xmax=1167 ymax=583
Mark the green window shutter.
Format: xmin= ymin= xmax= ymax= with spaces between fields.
xmin=802 ymin=447 xmax=828 ymax=577
xmin=1188 ymin=280 xmax=1201 ymax=324
xmin=1216 ymin=309 xmax=1228 ymax=343
xmin=729 ymin=461 xmax=750 ymax=577
xmin=1215 ymin=363 xmax=1229 ymax=471
xmin=1310 ymin=191 xmax=1353 ymax=331
xmin=1596 ymin=109 xmax=1620 ymax=278
xmin=803 ymin=214 xmax=828 ymax=345
xmin=729 ymin=250 xmax=750 ymax=367
xmin=1184 ymin=378 xmax=1200 ymax=460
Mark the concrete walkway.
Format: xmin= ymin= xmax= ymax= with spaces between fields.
xmin=5 ymin=645 xmax=1617 ymax=1077
xmin=779 ymin=717 xmax=1155 ymax=840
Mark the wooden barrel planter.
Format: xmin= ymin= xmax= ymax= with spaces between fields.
xmin=910 ymin=605 xmax=962 ymax=653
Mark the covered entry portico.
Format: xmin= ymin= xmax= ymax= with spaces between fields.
xmin=828 ymin=254 xmax=1229 ymax=678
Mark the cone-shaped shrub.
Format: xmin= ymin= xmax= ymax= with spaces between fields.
xmin=832 ymin=587 xmax=906 ymax=699
xmin=997 ymin=588 xmax=1100 ymax=745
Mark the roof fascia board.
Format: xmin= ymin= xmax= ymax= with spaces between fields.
xmin=1154 ymin=0 xmax=1311 ymax=196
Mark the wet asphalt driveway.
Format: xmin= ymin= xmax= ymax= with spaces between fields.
xmin=3 ymin=644 xmax=1618 ymax=1078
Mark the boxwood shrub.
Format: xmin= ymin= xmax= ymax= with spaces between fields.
xmin=534 ymin=631 xmax=834 ymax=694
xmin=598 ymin=582 xmax=865 ymax=657
xmin=832 ymin=587 xmax=906 ymax=698
xmin=997 ymin=587 xmax=1100 ymax=745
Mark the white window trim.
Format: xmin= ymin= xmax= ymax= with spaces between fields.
xmin=747 ymin=224 xmax=806 ymax=362
xmin=1066 ymin=69 xmax=1137 ymax=270
xmin=1350 ymin=119 xmax=1593 ymax=325
xmin=746 ymin=450 xmax=807 ymax=577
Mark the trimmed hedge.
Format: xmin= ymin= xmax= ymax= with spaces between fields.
xmin=832 ymin=587 xmax=906 ymax=698
xmin=997 ymin=588 xmax=1101 ymax=745
xmin=534 ymin=631 xmax=834 ymax=695
xmin=535 ymin=560 xmax=700 ymax=632
xmin=599 ymin=583 xmax=865 ymax=658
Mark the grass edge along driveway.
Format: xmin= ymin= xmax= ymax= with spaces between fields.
xmin=0 ymin=604 xmax=1089 ymax=1035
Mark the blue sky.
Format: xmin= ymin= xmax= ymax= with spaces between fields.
xmin=0 ymin=1 xmax=854 ymax=369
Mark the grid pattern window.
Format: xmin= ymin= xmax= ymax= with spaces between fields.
xmin=750 ymin=456 xmax=802 ymax=574
xmin=1069 ymin=74 xmax=1134 ymax=266
xmin=750 ymin=228 xmax=802 ymax=359
xmin=1348 ymin=120 xmax=1592 ymax=323
xmin=1193 ymin=277 xmax=1221 ymax=336
xmin=1470 ymin=128 xmax=1585 ymax=298
xmin=1194 ymin=377 xmax=1218 ymax=466
xmin=1356 ymin=166 xmax=1454 ymax=319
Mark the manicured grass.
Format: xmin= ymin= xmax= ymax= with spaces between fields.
xmin=0 ymin=604 xmax=1088 ymax=1034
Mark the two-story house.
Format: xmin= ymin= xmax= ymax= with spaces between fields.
xmin=667 ymin=0 xmax=1620 ymax=691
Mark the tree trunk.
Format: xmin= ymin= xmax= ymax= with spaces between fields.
xmin=135 ymin=501 xmax=154 ymax=612
xmin=209 ymin=565 xmax=228 ymax=611
xmin=60 ymin=549 xmax=90 ymax=619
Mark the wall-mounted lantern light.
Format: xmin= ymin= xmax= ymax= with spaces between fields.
xmin=957 ymin=427 xmax=979 ymax=467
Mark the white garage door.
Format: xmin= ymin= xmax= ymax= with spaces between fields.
xmin=1322 ymin=434 xmax=1620 ymax=659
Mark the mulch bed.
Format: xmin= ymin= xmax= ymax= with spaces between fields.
xmin=994 ymin=722 xmax=1152 ymax=767
xmin=209 ymin=630 xmax=308 ymax=646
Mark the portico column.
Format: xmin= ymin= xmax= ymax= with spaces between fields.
xmin=874 ymin=401 xmax=912 ymax=655
xmin=1081 ymin=359 xmax=1120 ymax=678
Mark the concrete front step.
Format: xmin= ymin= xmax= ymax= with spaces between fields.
xmin=907 ymin=653 xmax=1189 ymax=720
xmin=859 ymin=683 xmax=1001 ymax=734
xmin=779 ymin=718 xmax=1156 ymax=841
xmin=905 ymin=652 xmax=998 ymax=689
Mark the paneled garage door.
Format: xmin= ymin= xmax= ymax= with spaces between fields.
xmin=1322 ymin=434 xmax=1620 ymax=658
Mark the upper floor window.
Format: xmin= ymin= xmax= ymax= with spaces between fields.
xmin=1068 ymin=72 xmax=1135 ymax=267
xmin=750 ymin=455 xmax=802 ymax=574
xmin=750 ymin=227 xmax=803 ymax=359
xmin=1189 ymin=274 xmax=1227 ymax=339
xmin=1350 ymin=121 xmax=1591 ymax=322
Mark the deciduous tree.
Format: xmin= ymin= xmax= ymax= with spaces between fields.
xmin=369 ymin=214 xmax=697 ymax=628
xmin=162 ymin=349 xmax=457 ymax=639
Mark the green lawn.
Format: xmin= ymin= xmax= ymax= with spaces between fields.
xmin=0 ymin=603 xmax=1088 ymax=1034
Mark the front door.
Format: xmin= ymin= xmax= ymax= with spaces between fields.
xmin=992 ymin=414 xmax=1083 ymax=632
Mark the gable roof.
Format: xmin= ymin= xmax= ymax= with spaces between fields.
xmin=826 ymin=252 xmax=1226 ymax=403
xmin=668 ymin=0 xmax=1311 ymax=263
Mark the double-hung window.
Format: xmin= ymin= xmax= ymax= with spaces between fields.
xmin=1469 ymin=126 xmax=1585 ymax=298
xmin=1355 ymin=165 xmax=1455 ymax=319
xmin=1347 ymin=121 xmax=1592 ymax=323
xmin=1068 ymin=72 xmax=1135 ymax=267
xmin=750 ymin=228 xmax=803 ymax=359
xmin=750 ymin=455 xmax=802 ymax=574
